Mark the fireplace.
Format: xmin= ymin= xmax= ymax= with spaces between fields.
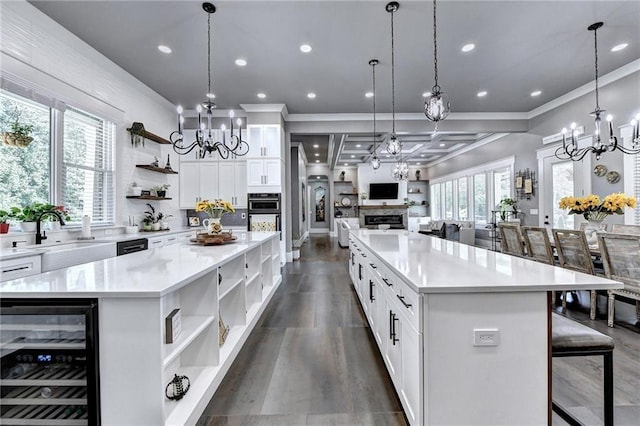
xmin=364 ymin=214 xmax=404 ymax=227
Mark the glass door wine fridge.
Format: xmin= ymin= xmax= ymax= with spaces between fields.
xmin=0 ymin=299 xmax=100 ymax=425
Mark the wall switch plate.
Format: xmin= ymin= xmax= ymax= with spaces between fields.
xmin=473 ymin=329 xmax=500 ymax=347
xmin=530 ymin=209 xmax=539 ymax=215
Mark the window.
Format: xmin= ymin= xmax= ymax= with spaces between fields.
xmin=473 ymin=173 xmax=487 ymax=225
xmin=458 ymin=177 xmax=468 ymax=220
xmin=430 ymin=157 xmax=514 ymax=225
xmin=0 ymin=91 xmax=51 ymax=209
xmin=0 ymin=89 xmax=115 ymax=225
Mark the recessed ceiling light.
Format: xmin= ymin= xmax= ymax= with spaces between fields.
xmin=350 ymin=155 xmax=355 ymax=158
xmin=307 ymin=92 xmax=316 ymax=99
xmin=530 ymin=90 xmax=542 ymax=97
xmin=315 ymin=160 xmax=320 ymax=163
xmin=611 ymin=43 xmax=628 ymax=52
xmin=158 ymin=45 xmax=172 ymax=54
xmin=314 ymin=153 xmax=319 ymax=156
xmin=421 ymin=154 xmax=425 ymax=157
xmin=206 ymin=93 xmax=216 ymax=99
xmin=416 ymin=162 xmax=421 ymax=165
xmin=316 ymin=176 xmax=320 ymax=179
xmin=386 ymin=155 xmax=390 ymax=158
xmin=235 ymin=58 xmax=247 ymax=66
xmin=439 ymin=143 xmax=445 ymax=147
xmin=313 ymin=144 xmax=319 ymax=148
xmin=257 ymin=93 xmax=266 ymax=99
xmin=422 ymin=92 xmax=431 ymax=98
xmin=300 ymin=44 xmax=312 ymax=53
xmin=356 ymin=144 xmax=362 ymax=148
xmin=344 ymin=163 xmax=348 ymax=166
xmin=365 ymin=92 xmax=374 ymax=98
xmin=461 ymin=43 xmax=475 ymax=53
xmin=477 ymin=91 xmax=487 ymax=97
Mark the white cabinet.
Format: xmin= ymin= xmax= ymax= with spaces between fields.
xmin=218 ymin=161 xmax=247 ymax=207
xmin=147 ymin=235 xmax=166 ymax=248
xmin=0 ymin=255 xmax=42 ymax=282
xmin=246 ymin=125 xmax=281 ymax=158
xmin=179 ymin=161 xmax=221 ymax=208
xmin=247 ymin=159 xmax=281 ymax=188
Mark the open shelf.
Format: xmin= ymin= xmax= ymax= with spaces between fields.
xmin=162 ymin=315 xmax=215 ymax=368
xmin=219 ymin=278 xmax=244 ymax=300
xmin=127 ymin=126 xmax=171 ymax=145
xmin=163 ymin=365 xmax=216 ymax=424
xmin=135 ymin=164 xmax=178 ymax=174
xmin=246 ymin=271 xmax=261 ymax=287
xmin=126 ymin=195 xmax=172 ymax=200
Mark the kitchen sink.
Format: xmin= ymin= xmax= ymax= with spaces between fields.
xmin=39 ymin=240 xmax=116 ymax=272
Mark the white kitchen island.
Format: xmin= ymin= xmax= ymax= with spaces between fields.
xmin=0 ymin=231 xmax=281 ymax=426
xmin=348 ymin=229 xmax=621 ymax=426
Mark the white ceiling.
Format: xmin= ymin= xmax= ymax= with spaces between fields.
xmin=29 ymin=0 xmax=640 ymax=166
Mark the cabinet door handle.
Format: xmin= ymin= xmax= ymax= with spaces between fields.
xmin=358 ymin=264 xmax=362 ymax=281
xmin=397 ymin=295 xmax=412 ymax=308
xmin=382 ymin=278 xmax=392 ymax=287
xmin=369 ymin=263 xmax=377 ymax=269
xmin=390 ymin=311 xmax=399 ymax=345
xmin=369 ymin=280 xmax=375 ymax=302
xmin=361 ymin=253 xmax=367 ymax=258
xmin=351 ymin=253 xmax=355 ymax=265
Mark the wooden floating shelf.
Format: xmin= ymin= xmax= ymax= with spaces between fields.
xmin=334 ymin=180 xmax=353 ymax=183
xmin=339 ymin=192 xmax=358 ymax=195
xmin=126 ymin=196 xmax=173 ymax=200
xmin=136 ymin=164 xmax=178 ymax=174
xmin=127 ymin=126 xmax=171 ymax=145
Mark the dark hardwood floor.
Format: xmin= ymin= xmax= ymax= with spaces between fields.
xmin=197 ymin=235 xmax=640 ymax=425
xmin=197 ymin=235 xmax=405 ymax=425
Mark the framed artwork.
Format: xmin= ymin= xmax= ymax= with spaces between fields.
xmin=315 ymin=186 xmax=326 ymax=222
xmin=524 ymin=178 xmax=533 ymax=194
xmin=516 ymin=176 xmax=523 ymax=189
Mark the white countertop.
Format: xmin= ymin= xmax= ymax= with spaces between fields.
xmin=351 ymin=229 xmax=622 ymax=294
xmin=0 ymin=231 xmax=278 ymax=298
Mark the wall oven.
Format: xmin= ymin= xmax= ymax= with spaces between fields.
xmin=248 ymin=193 xmax=281 ymax=232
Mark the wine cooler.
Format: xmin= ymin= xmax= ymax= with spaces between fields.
xmin=0 ymin=299 xmax=100 ymax=425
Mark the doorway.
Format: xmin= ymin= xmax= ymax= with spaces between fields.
xmin=309 ymin=179 xmax=329 ymax=233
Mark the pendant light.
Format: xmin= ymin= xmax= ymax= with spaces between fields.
xmin=369 ymin=59 xmax=381 ymax=170
xmin=170 ymin=3 xmax=249 ymax=159
xmin=423 ymin=0 xmax=450 ymax=130
xmin=555 ymin=22 xmax=640 ymax=161
xmin=386 ymin=2 xmax=402 ymax=157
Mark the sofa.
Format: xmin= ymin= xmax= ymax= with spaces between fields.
xmin=338 ymin=218 xmax=360 ymax=248
xmin=419 ymin=220 xmax=476 ymax=246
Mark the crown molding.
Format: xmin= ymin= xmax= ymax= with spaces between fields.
xmin=286 ymin=112 xmax=528 ymax=122
xmin=240 ymin=103 xmax=288 ymax=117
xmin=527 ymin=58 xmax=640 ymax=120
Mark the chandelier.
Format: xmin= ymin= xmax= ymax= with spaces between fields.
xmin=385 ymin=2 xmax=402 ymax=157
xmin=392 ymin=157 xmax=409 ymax=181
xmin=423 ymin=0 xmax=450 ymax=130
xmin=555 ymin=22 xmax=640 ymax=161
xmin=369 ymin=59 xmax=381 ymax=170
xmin=170 ymin=3 xmax=249 ymax=159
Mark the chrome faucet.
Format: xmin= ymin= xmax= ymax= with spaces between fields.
xmin=35 ymin=211 xmax=66 ymax=245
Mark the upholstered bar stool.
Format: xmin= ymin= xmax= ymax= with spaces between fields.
xmin=551 ymin=313 xmax=614 ymax=426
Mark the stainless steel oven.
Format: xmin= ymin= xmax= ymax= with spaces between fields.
xmin=248 ymin=193 xmax=281 ymax=232
xmin=248 ymin=193 xmax=280 ymax=212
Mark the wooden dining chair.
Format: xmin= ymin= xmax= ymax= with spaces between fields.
xmin=498 ymin=222 xmax=525 ymax=257
xmin=610 ymin=224 xmax=640 ymax=235
xmin=597 ymin=232 xmax=640 ymax=327
xmin=522 ymin=226 xmax=561 ymax=308
xmin=552 ymin=229 xmax=598 ymax=319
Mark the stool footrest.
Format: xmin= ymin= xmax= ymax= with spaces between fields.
xmin=552 ymin=401 xmax=585 ymax=426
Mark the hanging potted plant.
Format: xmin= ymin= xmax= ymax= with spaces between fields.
xmin=2 ymin=115 xmax=34 ymax=147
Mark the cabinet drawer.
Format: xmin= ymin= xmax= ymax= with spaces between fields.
xmin=0 ymin=256 xmax=42 ymax=282
xmin=148 ymin=237 xmax=165 ymax=248
xmin=392 ymin=275 xmax=421 ymax=332
xmin=165 ymin=234 xmax=178 ymax=245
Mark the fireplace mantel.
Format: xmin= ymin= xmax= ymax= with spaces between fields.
xmin=359 ymin=205 xmax=408 ymax=210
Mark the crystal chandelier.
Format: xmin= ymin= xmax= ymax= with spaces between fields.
xmin=369 ymin=59 xmax=381 ymax=170
xmin=423 ymin=0 xmax=450 ymax=130
xmin=392 ymin=157 xmax=409 ymax=181
xmin=170 ymin=3 xmax=249 ymax=159
xmin=385 ymin=2 xmax=402 ymax=157
xmin=555 ymin=22 xmax=640 ymax=161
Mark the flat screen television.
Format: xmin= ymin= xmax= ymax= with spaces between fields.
xmin=369 ymin=182 xmax=399 ymax=200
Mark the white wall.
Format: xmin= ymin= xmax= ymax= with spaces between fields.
xmin=0 ymin=1 xmax=179 ymax=229
xmin=357 ymin=163 xmax=407 ymax=205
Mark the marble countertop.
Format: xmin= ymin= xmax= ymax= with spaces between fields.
xmin=0 ymin=231 xmax=279 ymax=298
xmin=350 ymin=229 xmax=622 ymax=294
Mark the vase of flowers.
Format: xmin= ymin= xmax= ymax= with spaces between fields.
xmin=196 ymin=199 xmax=235 ymax=234
xmin=559 ymin=193 xmax=637 ymax=244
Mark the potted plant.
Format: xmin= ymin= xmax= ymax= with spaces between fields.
xmin=0 ymin=210 xmax=10 ymax=234
xmin=157 ymin=213 xmax=173 ymax=230
xmin=152 ymin=184 xmax=170 ymax=198
xmin=47 ymin=206 xmax=71 ymax=231
xmin=143 ymin=203 xmax=159 ymax=231
xmin=1 ymin=117 xmax=34 ymax=147
xmin=10 ymin=203 xmax=53 ymax=232
xmin=130 ymin=181 xmax=143 ymax=197
xmin=499 ymin=197 xmax=518 ymax=221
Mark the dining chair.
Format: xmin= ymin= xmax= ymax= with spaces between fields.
xmin=597 ymin=232 xmax=640 ymax=327
xmin=610 ymin=224 xmax=640 ymax=235
xmin=552 ymin=229 xmax=598 ymax=319
xmin=522 ymin=226 xmax=561 ymax=308
xmin=498 ymin=222 xmax=525 ymax=257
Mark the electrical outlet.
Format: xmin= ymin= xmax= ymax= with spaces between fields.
xmin=530 ymin=209 xmax=538 ymax=215
xmin=473 ymin=329 xmax=500 ymax=347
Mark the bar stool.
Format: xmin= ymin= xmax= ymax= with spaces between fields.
xmin=551 ymin=313 xmax=614 ymax=426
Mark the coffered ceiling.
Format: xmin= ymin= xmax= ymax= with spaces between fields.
xmin=27 ymin=0 xmax=640 ymax=166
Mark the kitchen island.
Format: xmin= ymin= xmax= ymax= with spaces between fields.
xmin=348 ymin=229 xmax=621 ymax=426
xmin=0 ymin=231 xmax=281 ymax=426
